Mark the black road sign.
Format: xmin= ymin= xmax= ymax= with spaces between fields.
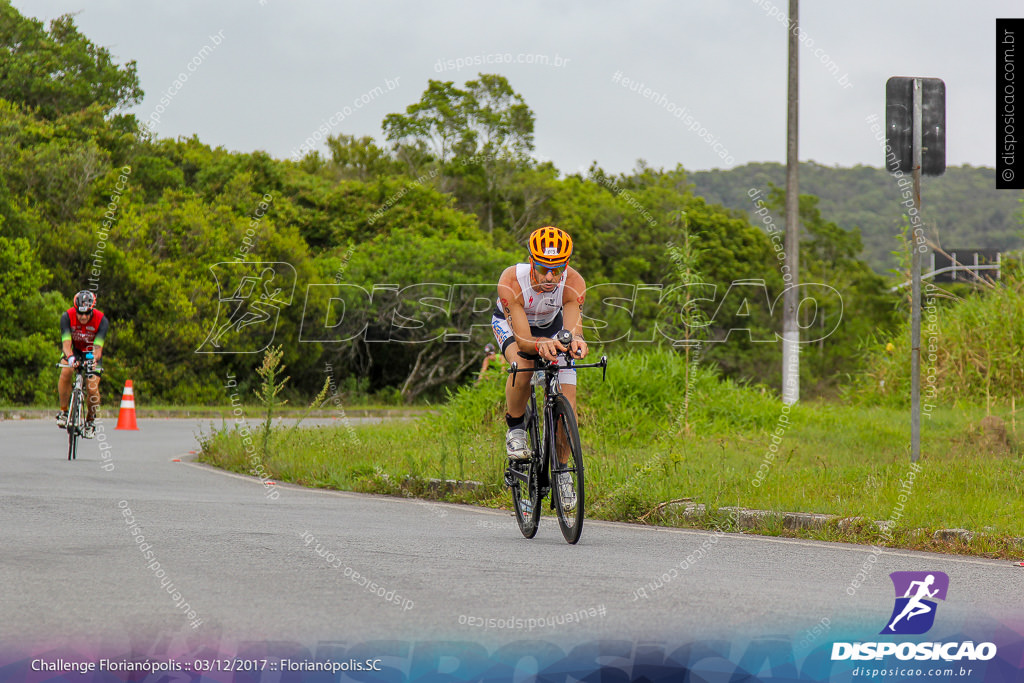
xmin=886 ymin=77 xmax=946 ymax=176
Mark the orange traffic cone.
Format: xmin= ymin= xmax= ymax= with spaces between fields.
xmin=115 ymin=380 xmax=138 ymax=430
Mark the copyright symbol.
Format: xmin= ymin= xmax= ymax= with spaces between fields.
xmin=1002 ymin=169 xmax=1015 ymax=182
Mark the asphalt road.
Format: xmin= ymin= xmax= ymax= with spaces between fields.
xmin=2 ymin=418 xmax=1021 ymax=662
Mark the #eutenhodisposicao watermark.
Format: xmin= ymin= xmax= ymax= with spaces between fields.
xmin=458 ymin=604 xmax=605 ymax=632
xmin=232 ymin=193 xmax=274 ymax=263
xmin=611 ymin=70 xmax=735 ymax=166
xmin=845 ymin=461 xmax=924 ymax=596
xmin=118 ymin=500 xmax=204 ymax=629
xmin=87 ymin=166 xmax=131 ymax=293
xmin=224 ymin=372 xmax=280 ymax=500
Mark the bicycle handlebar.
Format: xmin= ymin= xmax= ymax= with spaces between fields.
xmin=56 ymin=358 xmax=102 ymax=376
xmin=508 ymin=354 xmax=608 ymax=387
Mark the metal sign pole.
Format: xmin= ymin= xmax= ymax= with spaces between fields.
xmin=911 ymin=78 xmax=923 ymax=463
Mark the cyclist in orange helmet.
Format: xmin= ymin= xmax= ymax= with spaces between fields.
xmin=491 ymin=227 xmax=589 ymax=502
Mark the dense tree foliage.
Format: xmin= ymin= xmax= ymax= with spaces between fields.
xmin=691 ymin=162 xmax=1022 ymax=275
xmin=0 ymin=5 xmax=918 ymax=405
xmin=760 ymin=188 xmax=900 ymax=394
xmin=0 ymin=0 xmax=142 ymax=119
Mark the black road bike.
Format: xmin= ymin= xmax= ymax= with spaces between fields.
xmin=58 ymin=355 xmax=100 ymax=460
xmin=504 ymin=331 xmax=607 ymax=544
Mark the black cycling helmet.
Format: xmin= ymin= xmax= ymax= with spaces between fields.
xmin=74 ymin=290 xmax=96 ymax=314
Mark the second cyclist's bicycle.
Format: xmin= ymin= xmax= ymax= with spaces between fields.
xmin=58 ymin=353 xmax=100 ymax=460
xmin=504 ymin=330 xmax=607 ymax=544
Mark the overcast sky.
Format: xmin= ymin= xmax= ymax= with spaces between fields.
xmin=12 ymin=0 xmax=1018 ymax=175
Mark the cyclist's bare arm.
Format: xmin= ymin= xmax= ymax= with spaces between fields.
xmin=498 ymin=266 xmax=562 ymax=361
xmin=498 ymin=266 xmax=586 ymax=362
xmin=561 ymin=268 xmax=588 ymax=359
xmin=497 ymin=266 xmax=543 ymax=357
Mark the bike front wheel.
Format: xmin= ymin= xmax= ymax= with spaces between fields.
xmin=509 ymin=405 xmax=542 ymax=538
xmin=67 ymin=390 xmax=81 ymax=461
xmin=550 ymin=395 xmax=584 ymax=544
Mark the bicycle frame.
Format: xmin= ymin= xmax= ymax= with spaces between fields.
xmin=58 ymin=358 xmax=98 ymax=460
xmin=505 ymin=351 xmax=607 ymax=541
xmin=510 ymin=358 xmax=600 ymax=490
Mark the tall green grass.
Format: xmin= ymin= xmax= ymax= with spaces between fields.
xmin=854 ymin=276 xmax=1024 ymax=409
xmin=200 ymin=346 xmax=1024 ymax=555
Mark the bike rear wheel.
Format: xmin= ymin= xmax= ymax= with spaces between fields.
xmin=550 ymin=395 xmax=584 ymax=544
xmin=67 ymin=388 xmax=81 ymax=461
xmin=509 ymin=404 xmax=542 ymax=538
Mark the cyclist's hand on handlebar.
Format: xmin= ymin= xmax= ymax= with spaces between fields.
xmin=570 ymin=337 xmax=589 ymax=359
xmin=536 ymin=337 xmax=561 ymax=362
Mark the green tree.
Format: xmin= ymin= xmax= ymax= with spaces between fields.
xmin=383 ymin=79 xmax=473 ymax=169
xmin=690 ymin=161 xmax=1023 ymax=274
xmin=0 ymin=233 xmax=65 ymax=403
xmin=383 ymin=74 xmax=539 ymax=233
xmin=464 ymin=74 xmax=534 ymax=159
xmin=0 ymin=2 xmax=143 ymax=119
xmin=538 ymin=163 xmax=780 ymax=381
xmin=764 ymin=187 xmax=899 ymax=392
xmin=307 ymin=224 xmax=512 ymax=402
xmin=324 ymin=134 xmax=397 ymax=181
xmin=458 ymin=74 xmax=535 ymax=231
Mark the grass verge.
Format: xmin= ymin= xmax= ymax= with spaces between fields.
xmin=199 ymin=348 xmax=1024 ymax=559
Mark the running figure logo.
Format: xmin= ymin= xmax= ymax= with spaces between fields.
xmin=881 ymin=571 xmax=949 ymax=635
xmin=197 ymin=262 xmax=296 ymax=354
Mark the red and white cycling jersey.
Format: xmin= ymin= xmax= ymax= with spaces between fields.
xmin=494 ymin=263 xmax=566 ymax=326
xmin=62 ymin=308 xmax=107 ymax=353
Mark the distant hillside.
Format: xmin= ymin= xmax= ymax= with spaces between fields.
xmin=690 ymin=162 xmax=1023 ymax=274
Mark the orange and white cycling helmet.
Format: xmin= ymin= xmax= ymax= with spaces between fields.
xmin=528 ymin=226 xmax=573 ymax=267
